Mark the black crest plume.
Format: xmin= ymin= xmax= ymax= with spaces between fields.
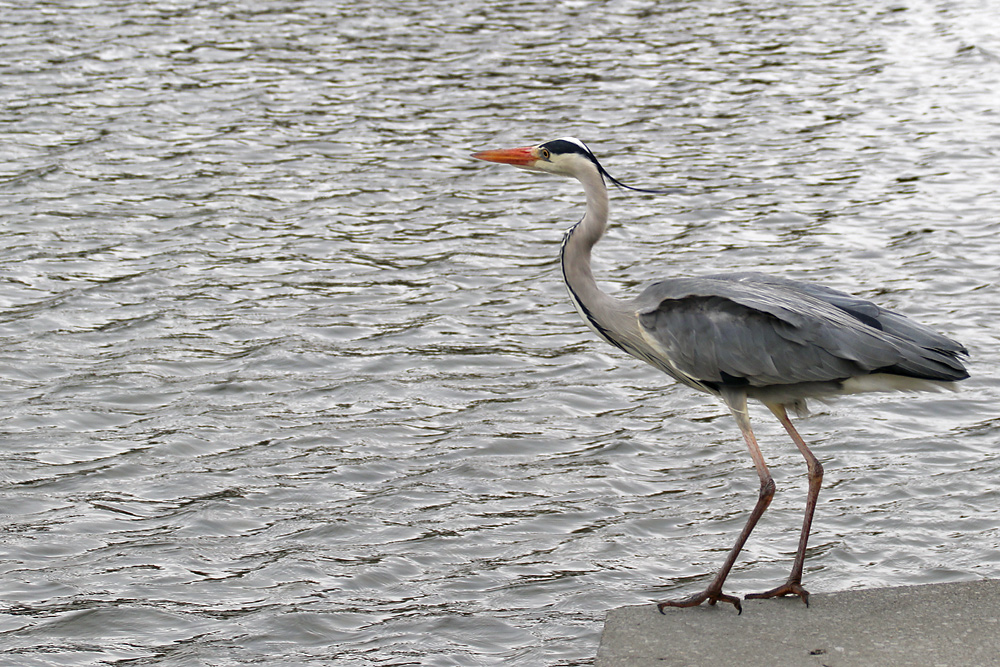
xmin=539 ymin=138 xmax=674 ymax=195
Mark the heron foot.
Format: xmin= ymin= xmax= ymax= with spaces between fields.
xmin=745 ymin=580 xmax=810 ymax=606
xmin=657 ymin=588 xmax=743 ymax=615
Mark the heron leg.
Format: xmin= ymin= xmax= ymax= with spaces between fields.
xmin=658 ymin=390 xmax=775 ymax=615
xmin=745 ymin=402 xmax=823 ymax=606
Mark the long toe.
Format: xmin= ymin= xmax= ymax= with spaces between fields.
xmin=658 ymin=589 xmax=743 ymax=614
xmin=745 ymin=581 xmax=810 ymax=605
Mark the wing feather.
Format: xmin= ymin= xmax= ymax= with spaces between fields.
xmin=634 ymin=275 xmax=967 ymax=388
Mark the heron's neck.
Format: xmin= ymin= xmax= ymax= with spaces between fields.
xmin=560 ymin=167 xmax=631 ymax=347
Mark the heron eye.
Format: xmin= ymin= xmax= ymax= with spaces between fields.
xmin=540 ymin=148 xmax=551 ymax=160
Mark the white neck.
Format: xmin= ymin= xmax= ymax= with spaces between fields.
xmin=559 ymin=166 xmax=633 ymax=349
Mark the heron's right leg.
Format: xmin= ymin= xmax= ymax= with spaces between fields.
xmin=657 ymin=391 xmax=775 ymax=615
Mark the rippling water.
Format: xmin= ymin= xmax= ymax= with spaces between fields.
xmin=2 ymin=1 xmax=999 ymax=665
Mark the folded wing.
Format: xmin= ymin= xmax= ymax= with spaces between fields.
xmin=634 ymin=274 xmax=968 ymax=389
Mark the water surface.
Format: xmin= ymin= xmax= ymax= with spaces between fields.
xmin=2 ymin=1 xmax=999 ymax=665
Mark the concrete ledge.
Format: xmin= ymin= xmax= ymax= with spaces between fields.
xmin=597 ymin=579 xmax=1000 ymax=667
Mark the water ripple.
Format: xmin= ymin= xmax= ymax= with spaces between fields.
xmin=2 ymin=1 xmax=999 ymax=665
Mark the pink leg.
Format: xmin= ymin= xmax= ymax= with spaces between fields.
xmin=658 ymin=390 xmax=774 ymax=615
xmin=744 ymin=402 xmax=823 ymax=605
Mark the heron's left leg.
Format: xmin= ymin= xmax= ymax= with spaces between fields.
xmin=745 ymin=402 xmax=823 ymax=605
xmin=658 ymin=389 xmax=775 ymax=615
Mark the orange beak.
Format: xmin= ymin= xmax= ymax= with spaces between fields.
xmin=470 ymin=146 xmax=538 ymax=166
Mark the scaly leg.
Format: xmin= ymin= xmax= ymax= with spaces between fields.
xmin=658 ymin=390 xmax=775 ymax=615
xmin=745 ymin=402 xmax=823 ymax=606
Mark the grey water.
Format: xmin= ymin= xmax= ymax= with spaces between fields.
xmin=2 ymin=0 xmax=999 ymax=665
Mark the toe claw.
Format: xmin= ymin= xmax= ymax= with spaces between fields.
xmin=745 ymin=580 xmax=810 ymax=605
xmin=658 ymin=589 xmax=742 ymax=614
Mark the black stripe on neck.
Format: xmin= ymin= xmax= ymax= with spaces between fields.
xmin=559 ymin=224 xmax=629 ymax=355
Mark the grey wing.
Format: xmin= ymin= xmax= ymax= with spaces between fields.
xmin=635 ymin=292 xmax=878 ymax=387
xmin=634 ymin=276 xmax=967 ymax=388
xmin=717 ymin=272 xmax=968 ymax=355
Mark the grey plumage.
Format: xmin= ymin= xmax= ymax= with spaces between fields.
xmin=634 ymin=273 xmax=967 ymax=394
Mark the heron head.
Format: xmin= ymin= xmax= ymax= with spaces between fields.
xmin=471 ymin=137 xmax=602 ymax=178
xmin=472 ymin=137 xmax=670 ymax=195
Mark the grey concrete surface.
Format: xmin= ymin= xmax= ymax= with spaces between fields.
xmin=597 ymin=579 xmax=1000 ymax=667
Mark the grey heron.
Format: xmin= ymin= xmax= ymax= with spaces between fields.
xmin=471 ymin=137 xmax=969 ymax=613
